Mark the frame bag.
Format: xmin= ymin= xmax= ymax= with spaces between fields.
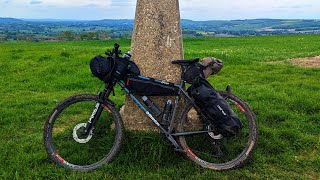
xmin=188 ymin=79 xmax=243 ymax=137
xmin=125 ymin=76 xmax=179 ymax=96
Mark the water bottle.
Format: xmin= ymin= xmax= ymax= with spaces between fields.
xmin=161 ymin=100 xmax=172 ymax=127
xmin=142 ymin=96 xmax=161 ymax=117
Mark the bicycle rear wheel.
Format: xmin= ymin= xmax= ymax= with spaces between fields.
xmin=43 ymin=94 xmax=124 ymax=171
xmin=177 ymin=91 xmax=258 ymax=170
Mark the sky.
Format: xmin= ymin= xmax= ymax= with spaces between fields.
xmin=0 ymin=0 xmax=319 ymax=20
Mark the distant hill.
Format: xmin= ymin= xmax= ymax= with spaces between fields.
xmin=0 ymin=17 xmax=319 ymax=41
xmin=1 ymin=17 xmax=320 ymax=32
xmin=180 ymin=19 xmax=320 ymax=35
xmin=0 ymin=17 xmax=24 ymax=23
xmin=91 ymin=19 xmax=134 ymax=25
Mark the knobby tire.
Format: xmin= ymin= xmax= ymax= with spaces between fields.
xmin=43 ymin=94 xmax=124 ymax=171
xmin=177 ymin=91 xmax=258 ymax=170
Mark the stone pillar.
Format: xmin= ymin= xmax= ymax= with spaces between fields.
xmin=122 ymin=0 xmax=184 ymax=130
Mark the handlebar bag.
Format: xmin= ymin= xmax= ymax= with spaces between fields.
xmin=90 ymin=55 xmax=141 ymax=82
xmin=90 ymin=55 xmax=113 ymax=82
xmin=187 ymin=79 xmax=243 ymax=137
xmin=113 ymin=57 xmax=129 ymax=80
xmin=113 ymin=58 xmax=141 ymax=80
xmin=125 ymin=76 xmax=179 ymax=96
xmin=128 ymin=60 xmax=140 ymax=76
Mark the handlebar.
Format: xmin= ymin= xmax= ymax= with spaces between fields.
xmin=114 ymin=43 xmax=119 ymax=49
xmin=105 ymin=43 xmax=122 ymax=58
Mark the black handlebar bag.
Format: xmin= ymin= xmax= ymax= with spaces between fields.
xmin=90 ymin=55 xmax=140 ymax=82
xmin=112 ymin=57 xmax=129 ymax=80
xmin=90 ymin=55 xmax=114 ymax=82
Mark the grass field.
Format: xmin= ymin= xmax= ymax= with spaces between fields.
xmin=0 ymin=35 xmax=319 ymax=179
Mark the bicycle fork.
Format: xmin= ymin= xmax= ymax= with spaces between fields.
xmin=84 ymin=83 xmax=114 ymax=136
xmin=83 ymin=101 xmax=103 ymax=135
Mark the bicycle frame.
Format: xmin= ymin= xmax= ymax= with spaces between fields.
xmin=83 ymin=73 xmax=216 ymax=151
xmin=115 ymin=75 xmax=214 ymax=151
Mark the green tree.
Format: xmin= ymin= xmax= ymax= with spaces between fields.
xmin=98 ymin=32 xmax=110 ymax=40
xmin=80 ymin=32 xmax=98 ymax=40
xmin=16 ymin=34 xmax=34 ymax=41
xmin=59 ymin=31 xmax=75 ymax=41
xmin=0 ymin=34 xmax=9 ymax=41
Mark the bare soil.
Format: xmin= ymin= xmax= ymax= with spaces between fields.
xmin=290 ymin=56 xmax=320 ymax=68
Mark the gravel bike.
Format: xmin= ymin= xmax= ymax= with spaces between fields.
xmin=43 ymin=44 xmax=258 ymax=171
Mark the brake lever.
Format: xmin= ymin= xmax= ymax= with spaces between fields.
xmin=105 ymin=50 xmax=113 ymax=56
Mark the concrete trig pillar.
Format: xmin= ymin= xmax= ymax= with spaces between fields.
xmin=122 ymin=0 xmax=184 ymax=130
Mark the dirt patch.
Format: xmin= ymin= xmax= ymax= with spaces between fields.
xmin=290 ymin=56 xmax=320 ymax=68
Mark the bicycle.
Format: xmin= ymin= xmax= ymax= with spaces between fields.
xmin=43 ymin=44 xmax=258 ymax=171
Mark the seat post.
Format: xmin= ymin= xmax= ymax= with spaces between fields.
xmin=180 ymin=65 xmax=188 ymax=82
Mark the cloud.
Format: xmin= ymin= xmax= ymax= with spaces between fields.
xmin=0 ymin=0 xmax=135 ymax=19
xmin=0 ymin=0 xmax=319 ymax=20
xmin=30 ymin=0 xmax=42 ymax=5
xmin=6 ymin=0 xmax=112 ymax=7
xmin=111 ymin=0 xmax=135 ymax=7
xmin=179 ymin=0 xmax=320 ymax=20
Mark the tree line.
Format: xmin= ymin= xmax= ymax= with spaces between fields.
xmin=0 ymin=31 xmax=132 ymax=42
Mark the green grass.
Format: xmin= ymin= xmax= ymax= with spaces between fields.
xmin=0 ymin=35 xmax=319 ymax=179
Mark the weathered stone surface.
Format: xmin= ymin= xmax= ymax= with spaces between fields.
xmin=122 ymin=0 xmax=184 ymax=130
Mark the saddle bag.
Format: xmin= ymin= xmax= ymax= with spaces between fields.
xmin=184 ymin=57 xmax=224 ymax=84
xmin=187 ymin=79 xmax=243 ymax=137
xmin=125 ymin=76 xmax=179 ymax=96
xmin=184 ymin=63 xmax=204 ymax=84
xmin=201 ymin=57 xmax=224 ymax=79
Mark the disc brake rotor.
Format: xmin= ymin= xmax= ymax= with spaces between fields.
xmin=73 ymin=123 xmax=93 ymax=144
xmin=207 ymin=125 xmax=222 ymax=140
xmin=207 ymin=125 xmax=224 ymax=157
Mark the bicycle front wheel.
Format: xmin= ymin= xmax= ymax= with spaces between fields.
xmin=43 ymin=94 xmax=124 ymax=171
xmin=177 ymin=91 xmax=258 ymax=170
